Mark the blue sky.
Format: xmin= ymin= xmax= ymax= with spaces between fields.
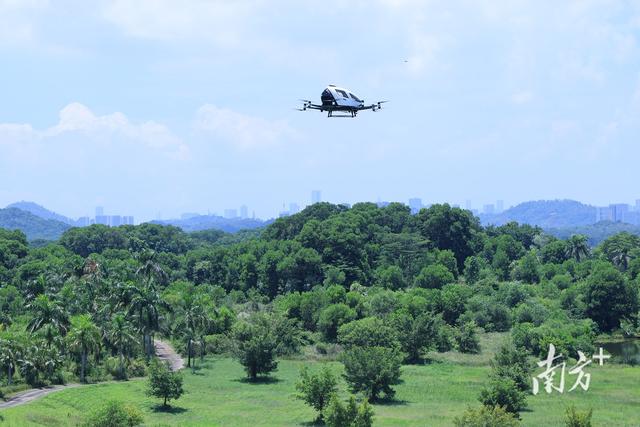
xmin=1 ymin=1 xmax=639 ymax=221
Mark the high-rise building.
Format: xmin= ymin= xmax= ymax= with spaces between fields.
xmin=496 ymin=200 xmax=504 ymax=213
xmin=408 ymin=198 xmax=423 ymax=214
xmin=596 ymin=206 xmax=611 ymax=222
xmin=289 ymin=203 xmax=300 ymax=215
xmin=95 ymin=206 xmax=104 ymax=217
xmin=110 ymin=215 xmax=122 ymax=227
xmin=240 ymin=205 xmax=249 ymax=219
xmin=465 ymin=200 xmax=472 ymax=211
xmin=77 ymin=217 xmax=91 ymax=227
xmin=610 ymin=204 xmax=629 ymax=222
xmin=224 ymin=209 xmax=238 ymax=219
xmin=311 ymin=190 xmax=321 ymax=204
xmin=635 ymin=199 xmax=640 ymax=211
xmin=124 ymin=216 xmax=134 ymax=225
xmin=95 ymin=215 xmax=109 ymax=225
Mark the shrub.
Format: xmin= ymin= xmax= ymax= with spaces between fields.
xmin=390 ymin=310 xmax=441 ymax=362
xmin=295 ymin=366 xmax=338 ymax=421
xmin=564 ymin=405 xmax=593 ymax=427
xmin=454 ymin=405 xmax=520 ymax=427
xmin=127 ymin=358 xmax=147 ymax=378
xmin=414 ymin=264 xmax=454 ymax=289
xmin=338 ymin=317 xmax=399 ymax=349
xmin=490 ymin=343 xmax=532 ymax=392
xmin=456 ymin=322 xmax=481 ymax=354
xmin=204 ymin=334 xmax=232 ymax=354
xmin=147 ymin=360 xmax=184 ymax=408
xmin=232 ymin=315 xmax=278 ymax=379
xmin=513 ymin=301 xmax=548 ymax=326
xmin=318 ymin=304 xmax=356 ymax=342
xmin=478 ymin=377 xmax=527 ymax=416
xmin=584 ymin=263 xmax=639 ymax=332
xmin=342 ymin=346 xmax=403 ymax=401
xmin=83 ymin=400 xmax=143 ymax=427
xmin=325 ymin=395 xmax=374 ymax=427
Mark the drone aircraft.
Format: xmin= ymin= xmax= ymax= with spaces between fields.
xmin=298 ymin=85 xmax=387 ymax=117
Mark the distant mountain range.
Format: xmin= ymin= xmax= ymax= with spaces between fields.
xmin=479 ymin=200 xmax=596 ymax=228
xmin=6 ymin=201 xmax=76 ymax=225
xmin=152 ymin=215 xmax=270 ymax=233
xmin=0 ymin=201 xmax=269 ymax=240
xmin=0 ymin=207 xmax=70 ymax=241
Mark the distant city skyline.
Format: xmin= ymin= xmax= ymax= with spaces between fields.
xmin=8 ymin=195 xmax=640 ymax=225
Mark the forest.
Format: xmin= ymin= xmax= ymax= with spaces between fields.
xmin=0 ymin=202 xmax=639 ymax=426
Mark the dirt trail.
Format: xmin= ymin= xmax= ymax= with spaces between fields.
xmin=0 ymin=384 xmax=80 ymax=410
xmin=154 ymin=339 xmax=184 ymax=371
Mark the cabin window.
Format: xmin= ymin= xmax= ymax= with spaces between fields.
xmin=336 ymin=89 xmax=349 ymax=98
xmin=349 ymin=93 xmax=362 ymax=102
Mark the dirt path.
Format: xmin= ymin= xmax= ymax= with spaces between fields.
xmin=154 ymin=339 xmax=184 ymax=371
xmin=0 ymin=384 xmax=80 ymax=410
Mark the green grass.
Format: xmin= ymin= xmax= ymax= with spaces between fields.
xmin=1 ymin=334 xmax=639 ymax=426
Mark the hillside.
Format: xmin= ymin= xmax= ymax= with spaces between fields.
xmin=6 ymin=201 xmax=74 ymax=224
xmin=479 ymin=199 xmax=596 ymax=228
xmin=547 ymin=220 xmax=640 ymax=246
xmin=0 ymin=207 xmax=71 ymax=241
xmin=152 ymin=215 xmax=269 ymax=233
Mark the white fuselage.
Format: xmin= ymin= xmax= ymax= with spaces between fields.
xmin=321 ymin=85 xmax=364 ymax=109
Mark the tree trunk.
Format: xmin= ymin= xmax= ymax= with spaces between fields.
xmin=164 ymin=396 xmax=167 ymax=407
xmin=8 ymin=365 xmax=13 ymax=385
xmin=119 ymin=350 xmax=125 ymax=379
xmin=187 ymin=339 xmax=192 ymax=368
xmin=81 ymin=350 xmax=87 ymax=383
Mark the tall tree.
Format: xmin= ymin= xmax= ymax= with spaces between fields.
xmin=106 ymin=313 xmax=137 ymax=379
xmin=567 ymin=234 xmax=589 ymax=262
xmin=67 ymin=314 xmax=101 ymax=383
xmin=26 ymin=294 xmax=69 ymax=338
xmin=416 ymin=204 xmax=482 ymax=269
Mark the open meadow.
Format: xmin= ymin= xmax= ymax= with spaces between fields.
xmin=2 ymin=334 xmax=639 ymax=427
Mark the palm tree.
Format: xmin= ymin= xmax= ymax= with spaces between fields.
xmin=0 ymin=337 xmax=20 ymax=385
xmin=26 ymin=294 xmax=69 ymax=339
xmin=175 ymin=291 xmax=210 ymax=369
xmin=67 ymin=314 xmax=101 ymax=383
xmin=566 ymin=234 xmax=590 ymax=262
xmin=602 ymin=232 xmax=640 ymax=271
xmin=106 ymin=313 xmax=137 ymax=379
xmin=136 ymin=252 xmax=169 ymax=287
xmin=129 ymin=283 xmax=170 ymax=359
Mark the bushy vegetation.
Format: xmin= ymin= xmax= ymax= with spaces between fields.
xmin=0 ymin=202 xmax=638 ymax=423
xmin=83 ymin=400 xmax=143 ymax=427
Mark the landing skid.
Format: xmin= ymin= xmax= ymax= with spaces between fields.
xmin=327 ymin=111 xmax=357 ymax=118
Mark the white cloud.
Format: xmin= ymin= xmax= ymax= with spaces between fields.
xmin=194 ymin=104 xmax=296 ymax=150
xmin=0 ymin=103 xmax=188 ymax=159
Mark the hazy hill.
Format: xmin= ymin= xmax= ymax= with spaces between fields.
xmin=479 ymin=200 xmax=596 ymax=228
xmin=6 ymin=201 xmax=75 ymax=224
xmin=152 ymin=215 xmax=270 ymax=233
xmin=547 ymin=221 xmax=640 ymax=246
xmin=0 ymin=207 xmax=71 ymax=241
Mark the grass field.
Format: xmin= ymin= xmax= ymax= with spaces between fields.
xmin=1 ymin=335 xmax=639 ymax=426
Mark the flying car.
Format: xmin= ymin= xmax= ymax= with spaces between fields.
xmin=298 ymin=85 xmax=387 ymax=118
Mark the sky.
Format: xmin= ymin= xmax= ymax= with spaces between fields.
xmin=1 ymin=0 xmax=639 ymax=221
